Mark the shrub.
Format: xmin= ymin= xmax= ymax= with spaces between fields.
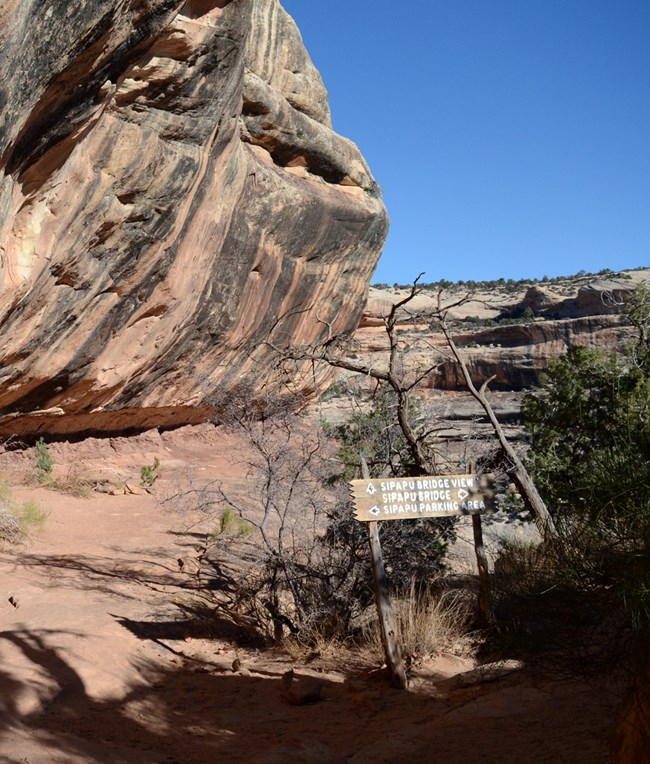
xmin=523 ymin=345 xmax=650 ymax=548
xmin=30 ymin=440 xmax=94 ymax=497
xmin=522 ymin=287 xmax=650 ymax=633
xmin=33 ymin=437 xmax=54 ymax=483
xmin=167 ymin=385 xmax=375 ymax=643
xmin=215 ymin=506 xmax=254 ymax=538
xmin=51 ymin=467 xmax=95 ymax=498
xmin=140 ymin=457 xmax=160 ymax=488
xmin=0 ymin=482 xmax=47 ymax=543
xmin=0 ymin=509 xmax=21 ymax=544
xmin=323 ymin=390 xmax=453 ymax=592
xmin=169 ymin=386 xmax=453 ymax=646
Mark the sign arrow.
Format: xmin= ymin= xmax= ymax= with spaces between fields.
xmin=366 ymin=483 xmax=377 ymax=495
xmin=458 ymin=489 xmax=469 ymax=500
xmin=369 ymin=505 xmax=380 ymax=517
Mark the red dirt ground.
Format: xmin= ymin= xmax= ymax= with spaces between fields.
xmin=0 ymin=427 xmax=622 ymax=763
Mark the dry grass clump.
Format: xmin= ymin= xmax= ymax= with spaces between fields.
xmin=365 ymin=582 xmax=472 ymax=668
xmin=0 ymin=481 xmax=48 ymax=544
xmin=0 ymin=508 xmax=22 ymax=544
xmin=282 ymin=626 xmax=351 ymax=663
xmin=48 ymin=467 xmax=96 ymax=499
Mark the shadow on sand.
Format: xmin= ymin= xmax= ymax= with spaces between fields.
xmin=0 ymin=622 xmax=623 ymax=764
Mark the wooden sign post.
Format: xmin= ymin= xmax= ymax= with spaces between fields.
xmin=471 ymin=513 xmax=494 ymax=626
xmin=360 ymin=458 xmax=407 ymax=690
xmin=349 ymin=473 xmax=496 ymax=522
xmin=350 ymin=470 xmax=497 ymax=655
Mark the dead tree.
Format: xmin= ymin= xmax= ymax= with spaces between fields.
xmin=270 ymin=276 xmax=443 ymax=476
xmin=434 ymin=302 xmax=558 ymax=540
xmin=271 ymin=277 xmax=558 ymax=540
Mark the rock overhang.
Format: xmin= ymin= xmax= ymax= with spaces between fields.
xmin=0 ymin=0 xmax=388 ymax=437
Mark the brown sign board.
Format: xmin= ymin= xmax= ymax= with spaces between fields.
xmin=350 ymin=474 xmax=496 ymax=522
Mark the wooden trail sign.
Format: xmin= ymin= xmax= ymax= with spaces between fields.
xmin=350 ymin=473 xmax=496 ymax=522
xmin=352 ymin=469 xmax=498 ymax=665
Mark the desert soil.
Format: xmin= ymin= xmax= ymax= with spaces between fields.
xmin=0 ymin=426 xmax=622 ymax=763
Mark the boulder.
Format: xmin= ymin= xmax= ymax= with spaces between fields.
xmin=0 ymin=0 xmax=388 ymax=436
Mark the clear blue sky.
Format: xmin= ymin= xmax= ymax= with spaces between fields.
xmin=281 ymin=0 xmax=649 ymax=284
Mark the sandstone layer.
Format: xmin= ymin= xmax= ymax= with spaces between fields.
xmin=0 ymin=0 xmax=388 ymax=437
xmin=357 ymin=271 xmax=648 ymax=393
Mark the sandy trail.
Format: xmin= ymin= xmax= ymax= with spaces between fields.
xmin=0 ymin=430 xmax=621 ymax=763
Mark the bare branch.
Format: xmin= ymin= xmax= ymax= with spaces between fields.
xmin=479 ymin=374 xmax=497 ymax=396
xmin=436 ymin=314 xmax=558 ymax=539
xmin=268 ymin=301 xmax=314 ymax=337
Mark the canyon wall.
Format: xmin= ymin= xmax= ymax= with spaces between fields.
xmin=356 ymin=274 xmax=647 ymax=394
xmin=0 ymin=0 xmax=388 ymax=436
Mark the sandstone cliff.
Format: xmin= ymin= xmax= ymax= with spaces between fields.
xmin=357 ymin=271 xmax=648 ymax=394
xmin=0 ymin=0 xmax=388 ymax=436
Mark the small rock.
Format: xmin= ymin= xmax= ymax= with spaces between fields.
xmin=125 ymin=483 xmax=147 ymax=496
xmin=447 ymin=659 xmax=524 ymax=690
xmin=279 ymin=669 xmax=295 ymax=690
xmin=283 ymin=676 xmax=325 ymax=705
xmin=345 ymin=678 xmax=368 ymax=694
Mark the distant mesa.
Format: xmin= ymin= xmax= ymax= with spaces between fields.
xmin=358 ymin=270 xmax=648 ymax=393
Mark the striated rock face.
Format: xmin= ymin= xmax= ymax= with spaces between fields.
xmin=501 ymin=279 xmax=638 ymax=320
xmin=351 ymin=273 xmax=648 ymax=396
xmin=437 ymin=315 xmax=632 ymax=390
xmin=0 ymin=0 xmax=388 ymax=436
xmin=350 ymin=314 xmax=632 ymax=395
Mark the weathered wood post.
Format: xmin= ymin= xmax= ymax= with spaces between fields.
xmin=468 ymin=460 xmax=494 ymax=626
xmin=350 ymin=466 xmax=497 ymax=685
xmin=471 ymin=513 xmax=494 ymax=626
xmin=361 ymin=458 xmax=408 ymax=690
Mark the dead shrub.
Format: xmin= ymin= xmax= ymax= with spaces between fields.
xmin=0 ymin=510 xmax=22 ymax=544
xmin=50 ymin=467 xmax=96 ymax=498
xmin=281 ymin=626 xmax=351 ymax=663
